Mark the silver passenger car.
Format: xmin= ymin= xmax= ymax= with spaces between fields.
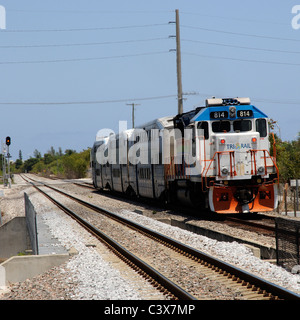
xmin=91 ymin=116 xmax=174 ymax=200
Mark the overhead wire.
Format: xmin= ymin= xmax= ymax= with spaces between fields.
xmin=0 ymin=22 xmax=168 ymax=33
xmin=180 ymin=11 xmax=288 ymax=26
xmin=0 ymin=93 xmax=298 ymax=106
xmin=0 ymin=94 xmax=177 ymax=105
xmin=182 ymin=51 xmax=300 ymax=67
xmin=0 ymin=22 xmax=170 ymax=64
xmin=10 ymin=9 xmax=173 ymax=14
xmin=181 ymin=24 xmax=300 ymax=43
xmin=179 ymin=23 xmax=300 ymax=66
xmin=0 ymin=37 xmax=168 ymax=49
xmin=0 ymin=51 xmax=169 ymax=65
xmin=0 ymin=22 xmax=298 ymax=65
xmin=182 ymin=39 xmax=300 ymax=55
xmin=0 ymin=15 xmax=299 ymax=106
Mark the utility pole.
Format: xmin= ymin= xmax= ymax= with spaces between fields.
xmin=126 ymin=103 xmax=140 ymax=128
xmin=175 ymin=9 xmax=183 ymax=115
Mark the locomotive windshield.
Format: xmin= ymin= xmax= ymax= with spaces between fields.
xmin=210 ymin=118 xmax=267 ymax=136
xmin=211 ymin=119 xmax=253 ymax=133
xmin=212 ymin=121 xmax=230 ymax=133
xmin=212 ymin=120 xmax=252 ymax=133
xmin=233 ymin=119 xmax=252 ymax=132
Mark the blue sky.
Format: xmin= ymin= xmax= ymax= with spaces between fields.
xmin=0 ymin=0 xmax=299 ymax=160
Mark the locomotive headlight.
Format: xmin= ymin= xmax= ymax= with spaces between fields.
xmin=221 ymin=167 xmax=229 ymax=175
xmin=229 ymin=106 xmax=236 ymax=118
xmin=220 ymin=138 xmax=226 ymax=145
xmin=252 ymin=137 xmax=257 ymax=143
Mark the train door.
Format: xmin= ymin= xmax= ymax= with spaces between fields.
xmin=126 ymin=131 xmax=138 ymax=196
xmin=111 ymin=138 xmax=122 ymax=192
xmin=152 ymin=133 xmax=165 ymax=199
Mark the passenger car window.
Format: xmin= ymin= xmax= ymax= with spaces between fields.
xmin=212 ymin=121 xmax=230 ymax=133
xmin=256 ymin=118 xmax=267 ymax=137
xmin=233 ymin=119 xmax=252 ymax=132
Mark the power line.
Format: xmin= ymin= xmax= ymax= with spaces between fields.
xmin=180 ymin=11 xmax=287 ymax=26
xmin=252 ymin=98 xmax=300 ymax=105
xmin=0 ymin=37 xmax=168 ymax=49
xmin=181 ymin=91 xmax=300 ymax=106
xmin=183 ymin=51 xmax=300 ymax=67
xmin=182 ymin=24 xmax=300 ymax=43
xmin=0 ymin=94 xmax=177 ymax=105
xmin=182 ymin=39 xmax=300 ymax=55
xmin=11 ymin=9 xmax=173 ymax=14
xmin=183 ymin=91 xmax=300 ymax=106
xmin=0 ymin=23 xmax=168 ymax=33
xmin=0 ymin=51 xmax=169 ymax=65
xmin=0 ymin=92 xmax=299 ymax=107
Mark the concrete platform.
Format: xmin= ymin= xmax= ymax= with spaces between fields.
xmin=0 ymin=212 xmax=70 ymax=288
xmin=0 ymin=254 xmax=70 ymax=285
xmin=0 ymin=217 xmax=31 ymax=259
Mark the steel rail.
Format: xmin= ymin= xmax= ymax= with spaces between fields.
xmin=22 ymin=174 xmax=300 ymax=300
xmin=225 ymin=216 xmax=275 ymax=233
xmin=23 ymin=177 xmax=196 ymax=300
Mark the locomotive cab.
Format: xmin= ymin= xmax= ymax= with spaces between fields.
xmin=190 ymin=97 xmax=279 ymax=214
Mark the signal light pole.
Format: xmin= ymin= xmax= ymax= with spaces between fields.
xmin=4 ymin=136 xmax=11 ymax=188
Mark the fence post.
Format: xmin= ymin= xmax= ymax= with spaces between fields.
xmin=284 ymin=183 xmax=288 ymax=215
xmin=296 ymin=179 xmax=299 ymax=214
xmin=295 ymin=187 xmax=297 ymax=217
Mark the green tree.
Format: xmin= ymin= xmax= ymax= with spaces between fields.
xmin=271 ymin=132 xmax=300 ymax=182
xmin=44 ymin=153 xmax=55 ymax=165
xmin=62 ymin=153 xmax=87 ymax=178
xmin=15 ymin=159 xmax=23 ymax=170
xmin=23 ymin=157 xmax=39 ymax=172
xmin=65 ymin=149 xmax=76 ymax=156
xmin=33 ymin=149 xmax=41 ymax=159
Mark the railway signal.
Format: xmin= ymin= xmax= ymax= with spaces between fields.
xmin=4 ymin=136 xmax=11 ymax=188
xmin=6 ymin=136 xmax=11 ymax=146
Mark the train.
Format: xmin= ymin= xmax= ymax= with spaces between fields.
xmin=91 ymin=97 xmax=279 ymax=214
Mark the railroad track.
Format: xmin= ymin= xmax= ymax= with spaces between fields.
xmin=39 ymin=174 xmax=276 ymax=235
xmin=224 ymin=216 xmax=276 ymax=236
xmin=20 ymin=174 xmax=195 ymax=300
xmin=61 ymin=174 xmax=277 ymax=236
xmin=21 ymin=174 xmax=300 ymax=300
xmin=31 ymin=173 xmax=95 ymax=189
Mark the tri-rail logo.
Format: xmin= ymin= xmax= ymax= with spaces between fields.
xmin=226 ymin=143 xmax=251 ymax=150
